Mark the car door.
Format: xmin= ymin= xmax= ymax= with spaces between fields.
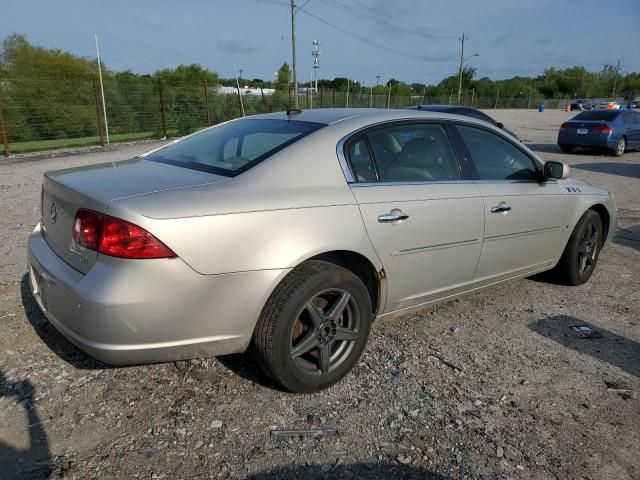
xmin=453 ymin=123 xmax=567 ymax=285
xmin=623 ymin=112 xmax=640 ymax=147
xmin=343 ymin=121 xmax=484 ymax=312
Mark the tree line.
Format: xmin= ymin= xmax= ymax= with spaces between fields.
xmin=1 ymin=34 xmax=638 ymax=144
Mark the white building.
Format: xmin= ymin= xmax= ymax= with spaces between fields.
xmin=217 ymin=86 xmax=276 ymax=96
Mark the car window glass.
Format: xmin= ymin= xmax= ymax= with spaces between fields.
xmin=573 ymin=110 xmax=619 ymax=121
xmin=146 ymin=119 xmax=323 ymax=177
xmin=365 ymin=124 xmax=461 ymax=182
xmin=461 ymin=109 xmax=494 ymax=124
xmin=457 ymin=125 xmax=537 ymax=181
xmin=223 ymin=137 xmax=239 ymax=158
xmin=346 ymin=137 xmax=377 ymax=182
xmin=240 ymin=132 xmax=301 ymax=160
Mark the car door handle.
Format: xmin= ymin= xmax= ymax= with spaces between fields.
xmin=378 ymin=212 xmax=409 ymax=223
xmin=490 ymin=203 xmax=512 ymax=213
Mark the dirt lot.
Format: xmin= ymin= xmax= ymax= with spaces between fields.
xmin=1 ymin=110 xmax=639 ymax=480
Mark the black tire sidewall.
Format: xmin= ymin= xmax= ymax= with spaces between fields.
xmin=565 ymin=211 xmax=603 ymax=285
xmin=268 ymin=263 xmax=372 ymax=393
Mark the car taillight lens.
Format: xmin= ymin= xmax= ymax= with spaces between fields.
xmin=72 ymin=209 xmax=175 ymax=259
xmin=560 ymin=123 xmax=571 ymax=131
xmin=593 ymin=125 xmax=613 ymax=134
xmin=73 ymin=210 xmax=102 ymax=251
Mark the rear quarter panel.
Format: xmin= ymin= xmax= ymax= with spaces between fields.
xmin=107 ymin=125 xmax=385 ymax=276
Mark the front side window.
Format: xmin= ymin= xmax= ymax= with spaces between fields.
xmin=457 ymin=125 xmax=538 ymax=181
xmin=363 ymin=123 xmax=461 ymax=182
xmin=146 ymin=119 xmax=324 ymax=177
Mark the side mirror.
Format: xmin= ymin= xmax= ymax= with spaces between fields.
xmin=543 ymin=161 xmax=570 ymax=179
xmin=496 ymin=122 xmax=504 ymax=129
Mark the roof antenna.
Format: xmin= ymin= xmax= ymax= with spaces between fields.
xmin=286 ymin=107 xmax=302 ymax=117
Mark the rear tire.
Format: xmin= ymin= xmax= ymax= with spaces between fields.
xmin=252 ymin=260 xmax=373 ymax=393
xmin=612 ymin=137 xmax=626 ymax=157
xmin=559 ymin=144 xmax=573 ymax=153
xmin=552 ymin=210 xmax=603 ymax=286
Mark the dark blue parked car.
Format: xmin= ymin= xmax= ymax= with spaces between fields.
xmin=558 ymin=109 xmax=640 ymax=157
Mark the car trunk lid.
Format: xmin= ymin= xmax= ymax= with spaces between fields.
xmin=562 ymin=120 xmax=613 ymax=135
xmin=41 ymin=159 xmax=228 ymax=273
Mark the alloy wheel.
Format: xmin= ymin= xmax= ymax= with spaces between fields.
xmin=577 ymin=222 xmax=599 ymax=275
xmin=617 ymin=138 xmax=626 ymax=156
xmin=290 ymin=288 xmax=360 ymax=376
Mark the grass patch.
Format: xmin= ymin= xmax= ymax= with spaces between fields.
xmin=6 ymin=131 xmax=158 ymax=154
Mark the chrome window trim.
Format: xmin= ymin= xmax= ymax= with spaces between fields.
xmin=351 ymin=180 xmax=475 ymax=187
xmin=349 ymin=179 xmax=557 ymax=188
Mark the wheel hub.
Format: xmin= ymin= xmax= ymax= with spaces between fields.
xmin=318 ymin=321 xmax=336 ymax=344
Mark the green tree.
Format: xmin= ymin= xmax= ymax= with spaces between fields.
xmin=275 ymin=63 xmax=291 ymax=91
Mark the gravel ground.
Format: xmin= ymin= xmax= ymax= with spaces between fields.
xmin=0 ymin=110 xmax=639 ymax=480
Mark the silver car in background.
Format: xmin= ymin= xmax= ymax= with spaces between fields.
xmin=28 ymin=109 xmax=617 ymax=392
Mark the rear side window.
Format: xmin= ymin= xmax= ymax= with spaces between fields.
xmin=363 ymin=123 xmax=461 ymax=182
xmin=346 ymin=137 xmax=377 ymax=182
xmin=573 ymin=110 xmax=620 ymax=121
xmin=146 ymin=119 xmax=323 ymax=177
xmin=457 ymin=125 xmax=538 ymax=181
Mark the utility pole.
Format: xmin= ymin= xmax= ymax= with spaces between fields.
xmin=376 ymin=75 xmax=381 ymax=87
xmin=611 ymin=59 xmax=621 ymax=100
xmin=289 ymin=0 xmax=312 ymax=108
xmin=239 ymin=69 xmax=243 ymax=84
xmin=312 ymin=40 xmax=320 ymax=100
xmin=94 ymin=34 xmax=110 ymax=145
xmin=290 ymin=0 xmax=298 ymax=108
xmin=457 ymin=32 xmax=466 ymax=104
xmin=234 ymin=64 xmax=245 ymax=117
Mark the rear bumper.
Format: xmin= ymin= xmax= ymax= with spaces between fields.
xmin=557 ymin=132 xmax=618 ymax=149
xmin=27 ymin=223 xmax=289 ymax=365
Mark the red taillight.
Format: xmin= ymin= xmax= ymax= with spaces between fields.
xmin=560 ymin=123 xmax=571 ymax=131
xmin=73 ymin=210 xmax=101 ymax=250
xmin=72 ymin=209 xmax=175 ymax=259
xmin=593 ymin=124 xmax=613 ymax=134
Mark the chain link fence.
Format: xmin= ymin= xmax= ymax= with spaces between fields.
xmin=0 ymin=74 xmax=584 ymax=156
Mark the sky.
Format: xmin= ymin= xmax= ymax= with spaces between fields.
xmin=3 ymin=0 xmax=639 ymax=85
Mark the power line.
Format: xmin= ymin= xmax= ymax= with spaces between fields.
xmin=315 ymin=0 xmax=621 ymax=70
xmin=300 ymin=8 xmax=450 ymax=67
xmin=318 ymin=0 xmax=457 ymax=40
xmin=246 ymin=0 xmax=627 ymax=72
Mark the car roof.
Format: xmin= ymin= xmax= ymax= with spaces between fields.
xmin=248 ymin=108 xmax=470 ymax=125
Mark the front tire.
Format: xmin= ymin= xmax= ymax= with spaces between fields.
xmin=612 ymin=137 xmax=626 ymax=157
xmin=553 ymin=210 xmax=603 ymax=286
xmin=252 ymin=260 xmax=373 ymax=393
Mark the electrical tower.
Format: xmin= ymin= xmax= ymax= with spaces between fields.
xmin=312 ymin=40 xmax=320 ymax=95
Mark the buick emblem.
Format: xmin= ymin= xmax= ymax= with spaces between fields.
xmin=50 ymin=202 xmax=58 ymax=223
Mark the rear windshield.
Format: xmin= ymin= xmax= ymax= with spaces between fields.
xmin=573 ymin=110 xmax=620 ymax=121
xmin=146 ymin=119 xmax=324 ymax=177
